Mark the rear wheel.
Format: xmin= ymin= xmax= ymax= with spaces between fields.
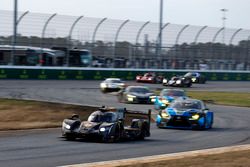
xmin=207 ymin=114 xmax=213 ymax=129
xmin=199 ymin=116 xmax=207 ymax=130
xmin=138 ymin=123 xmax=149 ymax=140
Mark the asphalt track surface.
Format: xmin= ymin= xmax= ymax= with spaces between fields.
xmin=0 ymin=80 xmax=250 ymax=167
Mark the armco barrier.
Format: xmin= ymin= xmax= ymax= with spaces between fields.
xmin=0 ymin=66 xmax=250 ymax=81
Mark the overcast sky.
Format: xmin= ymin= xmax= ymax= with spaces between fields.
xmin=1 ymin=0 xmax=249 ymax=29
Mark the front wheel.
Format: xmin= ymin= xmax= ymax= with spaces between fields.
xmin=103 ymin=126 xmax=121 ymax=143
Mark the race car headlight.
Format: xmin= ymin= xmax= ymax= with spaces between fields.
xmin=100 ymin=83 xmax=107 ymax=88
xmin=100 ymin=126 xmax=112 ymax=132
xmin=127 ymin=94 xmax=136 ymax=102
xmin=161 ymin=112 xmax=170 ymax=118
xmin=100 ymin=127 xmax=106 ymax=132
xmin=148 ymin=78 xmax=152 ymax=80
xmin=191 ymin=114 xmax=200 ymax=120
xmin=192 ymin=78 xmax=196 ymax=82
xmin=161 ymin=99 xmax=169 ymax=104
xmin=176 ymin=80 xmax=181 ymax=84
xmin=119 ymin=83 xmax=125 ymax=87
xmin=150 ymin=95 xmax=156 ymax=102
xmin=127 ymin=94 xmax=136 ymax=98
xmin=63 ymin=122 xmax=71 ymax=130
xmin=162 ymin=78 xmax=168 ymax=83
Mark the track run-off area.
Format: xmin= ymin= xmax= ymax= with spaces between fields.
xmin=0 ymin=80 xmax=249 ymax=167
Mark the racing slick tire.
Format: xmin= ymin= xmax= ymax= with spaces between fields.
xmin=198 ymin=115 xmax=207 ymax=130
xmin=102 ymin=125 xmax=121 ymax=143
xmin=138 ymin=123 xmax=149 ymax=140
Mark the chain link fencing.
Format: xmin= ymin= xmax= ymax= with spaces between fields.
xmin=0 ymin=10 xmax=250 ymax=70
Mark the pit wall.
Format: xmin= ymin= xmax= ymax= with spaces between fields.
xmin=0 ymin=66 xmax=250 ymax=81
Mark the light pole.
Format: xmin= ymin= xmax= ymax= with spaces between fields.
xmin=11 ymin=0 xmax=18 ymax=65
xmin=220 ymin=8 xmax=228 ymax=44
xmin=158 ymin=0 xmax=163 ymax=56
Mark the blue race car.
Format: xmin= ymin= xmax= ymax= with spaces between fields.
xmin=154 ymin=89 xmax=186 ymax=110
xmin=156 ymin=98 xmax=213 ymax=130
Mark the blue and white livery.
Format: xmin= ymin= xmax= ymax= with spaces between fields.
xmin=156 ymin=98 xmax=213 ymax=130
xmin=154 ymin=89 xmax=186 ymax=110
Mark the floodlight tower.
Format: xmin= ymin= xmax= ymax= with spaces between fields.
xmin=221 ymin=8 xmax=228 ymax=44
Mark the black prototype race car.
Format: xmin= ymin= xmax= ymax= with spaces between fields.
xmin=62 ymin=106 xmax=151 ymax=142
xmin=162 ymin=76 xmax=192 ymax=87
xmin=184 ymin=72 xmax=207 ymax=84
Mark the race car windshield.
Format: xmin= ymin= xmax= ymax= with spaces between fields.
xmin=129 ymin=87 xmax=151 ymax=93
xmin=172 ymin=77 xmax=180 ymax=80
xmin=184 ymin=73 xmax=193 ymax=77
xmin=144 ymin=73 xmax=154 ymax=77
xmin=184 ymin=72 xmax=199 ymax=77
xmin=88 ymin=111 xmax=118 ymax=123
xmin=162 ymin=90 xmax=185 ymax=97
xmin=170 ymin=101 xmax=202 ymax=110
xmin=106 ymin=79 xmax=122 ymax=83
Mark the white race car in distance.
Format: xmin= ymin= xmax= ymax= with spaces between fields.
xmin=100 ymin=78 xmax=125 ymax=93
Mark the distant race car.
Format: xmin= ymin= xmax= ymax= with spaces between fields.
xmin=162 ymin=76 xmax=192 ymax=87
xmin=100 ymin=78 xmax=125 ymax=93
xmin=136 ymin=72 xmax=164 ymax=84
xmin=62 ymin=106 xmax=151 ymax=142
xmin=156 ymin=98 xmax=213 ymax=130
xmin=154 ymin=89 xmax=186 ymax=110
xmin=184 ymin=72 xmax=207 ymax=84
xmin=117 ymin=86 xmax=156 ymax=104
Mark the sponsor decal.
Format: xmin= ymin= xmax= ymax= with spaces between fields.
xmin=38 ymin=70 xmax=47 ymax=79
xmin=20 ymin=70 xmax=29 ymax=79
xmin=58 ymin=71 xmax=67 ymax=79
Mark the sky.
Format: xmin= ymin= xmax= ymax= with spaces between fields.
xmin=0 ymin=0 xmax=249 ymax=29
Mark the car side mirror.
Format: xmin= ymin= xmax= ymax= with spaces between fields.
xmin=71 ymin=114 xmax=79 ymax=120
xmin=118 ymin=118 xmax=124 ymax=123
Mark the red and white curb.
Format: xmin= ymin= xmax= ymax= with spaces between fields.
xmin=59 ymin=144 xmax=250 ymax=167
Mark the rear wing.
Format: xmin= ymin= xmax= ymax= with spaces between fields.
xmin=116 ymin=108 xmax=152 ymax=125
xmin=94 ymin=106 xmax=151 ymax=124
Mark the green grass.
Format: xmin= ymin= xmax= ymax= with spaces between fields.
xmin=187 ymin=91 xmax=250 ymax=107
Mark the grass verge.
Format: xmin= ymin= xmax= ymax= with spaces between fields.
xmin=187 ymin=91 xmax=250 ymax=107
xmin=0 ymin=98 xmax=97 ymax=131
xmin=119 ymin=149 xmax=250 ymax=167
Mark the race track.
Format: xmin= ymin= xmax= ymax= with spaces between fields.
xmin=0 ymin=80 xmax=249 ymax=167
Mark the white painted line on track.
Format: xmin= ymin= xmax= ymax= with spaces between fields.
xmin=59 ymin=144 xmax=250 ymax=167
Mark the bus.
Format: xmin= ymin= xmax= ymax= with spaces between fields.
xmin=51 ymin=47 xmax=92 ymax=67
xmin=0 ymin=45 xmax=65 ymax=66
xmin=69 ymin=49 xmax=92 ymax=67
